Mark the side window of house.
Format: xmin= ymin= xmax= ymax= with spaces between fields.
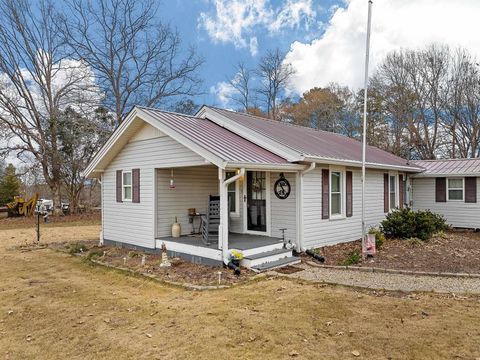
xmin=123 ymin=171 xmax=132 ymax=201
xmin=389 ymin=175 xmax=396 ymax=209
xmin=226 ymin=171 xmax=237 ymax=214
xmin=447 ymin=178 xmax=463 ymax=201
xmin=330 ymin=171 xmax=342 ymax=216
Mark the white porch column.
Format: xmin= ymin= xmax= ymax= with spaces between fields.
xmin=218 ymin=168 xmax=229 ymax=263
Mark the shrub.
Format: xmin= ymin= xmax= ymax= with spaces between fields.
xmin=368 ymin=227 xmax=386 ymax=249
xmin=342 ymin=251 xmax=360 ymax=266
xmin=86 ymin=249 xmax=104 ymax=260
xmin=380 ymin=208 xmax=448 ymax=241
xmin=68 ymin=242 xmax=87 ymax=254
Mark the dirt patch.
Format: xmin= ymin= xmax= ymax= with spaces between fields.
xmin=312 ymin=230 xmax=480 ymax=274
xmin=274 ymin=265 xmax=304 ymax=274
xmin=0 ymin=211 xmax=101 ymax=230
xmin=48 ymin=240 xmax=254 ymax=286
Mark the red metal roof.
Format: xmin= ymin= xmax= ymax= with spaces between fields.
xmin=206 ymin=107 xmax=420 ymax=169
xmin=139 ymin=107 xmax=289 ymax=165
xmin=412 ymin=159 xmax=480 ymax=176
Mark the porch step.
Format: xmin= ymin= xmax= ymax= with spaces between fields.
xmin=251 ymin=256 xmax=301 ymax=272
xmin=241 ymin=248 xmax=292 ymax=268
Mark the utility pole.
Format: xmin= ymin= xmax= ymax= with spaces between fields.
xmin=361 ymin=0 xmax=373 ymax=258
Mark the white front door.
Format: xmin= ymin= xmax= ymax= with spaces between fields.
xmin=243 ymin=171 xmax=270 ymax=235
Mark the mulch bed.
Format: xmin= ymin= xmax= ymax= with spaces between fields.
xmin=48 ymin=240 xmax=255 ymax=286
xmin=310 ymin=230 xmax=480 ymax=274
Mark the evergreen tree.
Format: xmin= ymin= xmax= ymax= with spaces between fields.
xmin=0 ymin=164 xmax=20 ymax=205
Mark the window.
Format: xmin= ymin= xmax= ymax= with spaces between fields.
xmin=122 ymin=171 xmax=132 ymax=201
xmin=389 ymin=175 xmax=396 ymax=210
xmin=330 ymin=171 xmax=342 ymax=216
xmin=226 ymin=171 xmax=239 ymax=216
xmin=447 ymin=178 xmax=464 ymax=201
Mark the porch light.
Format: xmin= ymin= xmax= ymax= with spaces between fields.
xmin=170 ymin=169 xmax=176 ymax=189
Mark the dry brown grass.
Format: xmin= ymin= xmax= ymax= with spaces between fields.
xmin=1 ymin=224 xmax=480 ymax=359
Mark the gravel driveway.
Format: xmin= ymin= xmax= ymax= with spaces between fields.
xmin=278 ymin=263 xmax=480 ymax=294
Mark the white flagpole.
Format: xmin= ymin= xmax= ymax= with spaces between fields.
xmin=362 ymin=0 xmax=373 ymax=258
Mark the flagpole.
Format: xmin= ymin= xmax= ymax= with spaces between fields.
xmin=361 ymin=0 xmax=373 ymax=258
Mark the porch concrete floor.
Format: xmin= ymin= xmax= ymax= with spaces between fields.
xmin=157 ymin=233 xmax=283 ymax=250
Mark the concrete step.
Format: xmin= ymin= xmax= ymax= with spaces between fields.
xmin=251 ymin=256 xmax=301 ymax=272
xmin=241 ymin=248 xmax=293 ymax=268
xmin=240 ymin=242 xmax=284 ymax=257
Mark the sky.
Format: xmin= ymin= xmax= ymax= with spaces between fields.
xmin=162 ymin=0 xmax=480 ymax=109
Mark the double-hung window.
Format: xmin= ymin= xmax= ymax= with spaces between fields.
xmin=447 ymin=178 xmax=464 ymax=201
xmin=122 ymin=171 xmax=132 ymax=201
xmin=330 ymin=171 xmax=342 ymax=217
xmin=226 ymin=171 xmax=239 ymax=216
xmin=389 ymin=175 xmax=397 ymax=210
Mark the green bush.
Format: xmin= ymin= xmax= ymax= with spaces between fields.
xmin=342 ymin=251 xmax=360 ymax=266
xmin=368 ymin=227 xmax=386 ymax=249
xmin=68 ymin=242 xmax=87 ymax=254
xmin=380 ymin=208 xmax=448 ymax=241
xmin=86 ymin=249 xmax=104 ymax=260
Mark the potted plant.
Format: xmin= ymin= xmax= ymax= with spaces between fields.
xmin=229 ymin=250 xmax=243 ymax=266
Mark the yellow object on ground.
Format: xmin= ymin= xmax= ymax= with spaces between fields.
xmin=6 ymin=193 xmax=39 ymax=216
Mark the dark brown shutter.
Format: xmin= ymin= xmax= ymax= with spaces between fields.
xmin=116 ymin=170 xmax=123 ymax=202
xmin=132 ymin=168 xmax=140 ymax=203
xmin=322 ymin=169 xmax=329 ymax=219
xmin=435 ymin=177 xmax=446 ymax=202
xmin=465 ymin=177 xmax=477 ymax=203
xmin=383 ymin=173 xmax=389 ymax=212
xmin=399 ymin=174 xmax=404 ymax=209
xmin=346 ymin=171 xmax=353 ymax=217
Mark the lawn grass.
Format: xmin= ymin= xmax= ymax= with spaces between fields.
xmin=0 ymin=226 xmax=479 ymax=359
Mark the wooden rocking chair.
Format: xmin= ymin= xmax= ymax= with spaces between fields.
xmin=201 ymin=195 xmax=220 ymax=245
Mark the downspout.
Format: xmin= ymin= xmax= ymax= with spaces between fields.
xmin=220 ymin=168 xmax=245 ymax=265
xmin=298 ymin=163 xmax=316 ymax=251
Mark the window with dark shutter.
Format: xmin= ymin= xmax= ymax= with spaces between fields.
xmin=322 ymin=169 xmax=329 ymax=219
xmin=346 ymin=171 xmax=353 ymax=217
xmin=132 ymin=168 xmax=140 ymax=203
xmin=383 ymin=173 xmax=389 ymax=212
xmin=116 ymin=170 xmax=123 ymax=202
xmin=435 ymin=177 xmax=446 ymax=202
xmin=465 ymin=177 xmax=477 ymax=203
xmin=399 ymin=174 xmax=404 ymax=209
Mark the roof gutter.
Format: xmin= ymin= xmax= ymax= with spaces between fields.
xmin=303 ymin=156 xmax=423 ymax=172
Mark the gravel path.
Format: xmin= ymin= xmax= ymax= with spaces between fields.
xmin=279 ymin=263 xmax=480 ymax=294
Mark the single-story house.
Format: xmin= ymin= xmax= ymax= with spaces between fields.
xmin=410 ymin=159 xmax=480 ymax=229
xmin=85 ymin=105 xmax=458 ymax=270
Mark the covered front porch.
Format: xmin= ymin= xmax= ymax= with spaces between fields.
xmin=154 ymin=164 xmax=300 ymax=269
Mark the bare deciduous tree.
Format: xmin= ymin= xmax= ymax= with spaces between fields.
xmin=63 ymin=0 xmax=204 ymax=124
xmin=227 ymin=62 xmax=253 ymax=112
xmin=256 ymin=48 xmax=295 ymax=120
xmin=0 ymin=0 xmax=100 ymax=213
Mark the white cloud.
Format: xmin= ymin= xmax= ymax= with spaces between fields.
xmin=210 ymin=81 xmax=236 ymax=108
xmin=285 ymin=0 xmax=480 ymax=94
xmin=199 ymin=0 xmax=316 ymax=56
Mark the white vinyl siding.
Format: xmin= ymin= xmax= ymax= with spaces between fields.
xmin=103 ymin=134 xmax=207 ymax=249
xmin=156 ymin=166 xmax=219 ymax=238
xmin=270 ymin=172 xmax=296 ymax=241
xmin=412 ymin=177 xmax=480 ymax=228
xmin=302 ymin=167 xmax=388 ymax=249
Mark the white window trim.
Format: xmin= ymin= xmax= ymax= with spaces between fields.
xmin=329 ymin=166 xmax=346 ymax=219
xmin=226 ymin=170 xmax=240 ymax=217
xmin=388 ymin=171 xmax=399 ymax=211
xmin=122 ymin=170 xmax=132 ymax=202
xmin=447 ymin=177 xmax=464 ymax=202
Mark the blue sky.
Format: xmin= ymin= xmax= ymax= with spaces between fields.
xmin=161 ymin=0 xmax=479 ymax=109
xmin=162 ymin=0 xmax=340 ymax=107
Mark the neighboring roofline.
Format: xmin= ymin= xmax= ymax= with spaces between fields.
xmin=411 ymin=172 xmax=480 ymax=178
xmin=303 ymin=156 xmax=423 ymax=172
xmin=196 ymin=105 xmax=304 ymax=162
